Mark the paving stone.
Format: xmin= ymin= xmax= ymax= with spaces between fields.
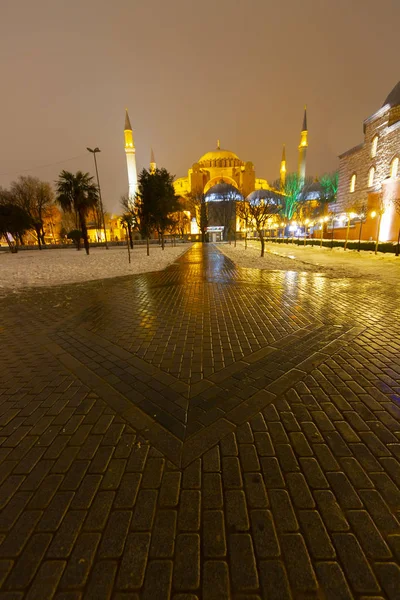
xmin=60 ymin=532 xmax=101 ymax=588
xmin=280 ymin=533 xmax=318 ymax=592
xmin=0 ymin=511 xmax=43 ymax=557
xmin=260 ymin=457 xmax=285 ymax=488
xmin=326 ymin=472 xmax=363 ymax=509
xmin=253 ymin=432 xmax=274 ymax=456
xmin=333 ymin=533 xmax=380 ymax=593
xmin=359 ymin=489 xmax=400 ymax=533
xmin=47 ymin=510 xmax=86 ymax=558
xmin=173 ymin=534 xmax=200 ymax=591
xmin=250 ymin=509 xmax=280 ymax=558
xmin=4 ymin=533 xmax=52 ymax=590
xmin=315 ymin=561 xmax=354 ymax=600
xmin=203 ymin=473 xmax=223 ymax=509
xmin=70 ymin=474 xmax=102 ymax=510
xmin=142 ymin=560 xmax=173 ymax=600
xmin=225 ymin=489 xmax=250 ymax=532
xmin=149 ymin=510 xmax=177 ymax=558
xmin=202 ymin=561 xmax=230 ymax=600
xmin=83 ymin=490 xmax=115 ymax=531
xmin=314 ymin=490 xmax=350 ymax=532
xmin=178 ymin=490 xmax=201 ymax=531
xmin=202 ymin=446 xmax=220 ymax=472
xmin=299 ymin=510 xmax=336 ymax=559
xmin=222 ymin=457 xmax=243 ymax=488
xmin=98 ymin=510 xmax=131 ymax=558
xmin=219 ymin=433 xmax=238 ymax=456
xmin=259 ymin=560 xmax=291 ymax=600
xmin=25 ymin=560 xmax=66 ymax=600
xmin=159 ymin=471 xmax=181 ymax=507
xmin=229 ymin=533 xmax=259 ymax=591
xmin=131 ymin=489 xmax=158 ymax=531
xmin=374 ymin=561 xmax=400 ymax=600
xmin=243 ymin=473 xmax=268 ymax=508
xmin=117 ymin=532 xmax=151 ymax=589
xmin=347 ymin=510 xmax=392 ymax=559
xmin=238 ymin=445 xmax=260 ymax=472
xmin=182 ymin=459 xmax=201 ymax=489
xmin=269 ymin=489 xmax=298 ymax=532
xmin=203 ymin=510 xmax=226 ymax=558
xmin=286 ymin=472 xmax=315 ymax=508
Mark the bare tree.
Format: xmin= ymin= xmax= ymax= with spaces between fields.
xmin=236 ymin=197 xmax=252 ymax=249
xmin=11 ymin=176 xmax=54 ymax=249
xmin=392 ymin=192 xmax=400 ymax=256
xmin=186 ymin=188 xmax=208 ymax=242
xmin=247 ymin=191 xmax=281 ymax=257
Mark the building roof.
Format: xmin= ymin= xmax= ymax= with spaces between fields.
xmin=383 ymin=81 xmax=400 ymax=108
xmin=199 ymin=147 xmax=240 ymax=163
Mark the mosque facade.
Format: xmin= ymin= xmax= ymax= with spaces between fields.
xmin=334 ymin=81 xmax=400 ymax=242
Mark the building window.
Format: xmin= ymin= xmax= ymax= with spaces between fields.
xmin=371 ymin=136 xmax=378 ymax=158
xmin=350 ymin=174 xmax=356 ymax=193
xmin=390 ymin=157 xmax=399 ymax=178
xmin=368 ymin=166 xmax=375 ymax=187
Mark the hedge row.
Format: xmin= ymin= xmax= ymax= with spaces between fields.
xmin=263 ymin=237 xmax=399 ymax=254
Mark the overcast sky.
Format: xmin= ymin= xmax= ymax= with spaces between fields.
xmin=0 ymin=0 xmax=398 ymax=212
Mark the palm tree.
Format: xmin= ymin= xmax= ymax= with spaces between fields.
xmin=55 ymin=171 xmax=99 ymax=255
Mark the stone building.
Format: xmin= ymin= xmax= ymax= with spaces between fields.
xmin=335 ymin=81 xmax=400 ymax=241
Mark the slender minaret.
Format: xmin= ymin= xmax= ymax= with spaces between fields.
xmin=124 ymin=109 xmax=137 ymax=200
xmin=150 ymin=148 xmax=156 ymax=174
xmin=280 ymin=144 xmax=286 ymax=189
xmin=298 ymin=106 xmax=308 ymax=182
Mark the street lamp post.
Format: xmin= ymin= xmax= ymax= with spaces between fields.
xmin=87 ymin=147 xmax=108 ymax=249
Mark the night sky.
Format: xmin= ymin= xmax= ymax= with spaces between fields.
xmin=1 ymin=0 xmax=399 ymax=213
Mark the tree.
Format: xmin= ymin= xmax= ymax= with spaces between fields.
xmin=152 ymin=168 xmax=180 ymax=249
xmin=247 ymin=190 xmax=281 ymax=257
xmin=236 ymin=197 xmax=252 ymax=249
xmin=55 ymin=171 xmax=99 ymax=255
xmin=391 ymin=191 xmax=400 ymax=256
xmin=271 ymin=173 xmax=307 ymax=222
xmin=120 ymin=213 xmax=134 ymax=249
xmin=67 ymin=229 xmax=83 ymax=251
xmin=186 ymin=188 xmax=208 ymax=242
xmin=135 ymin=168 xmax=180 ymax=254
xmin=319 ymin=171 xmax=339 ymax=205
xmin=0 ymin=201 xmax=33 ymax=253
xmin=10 ymin=176 xmax=54 ymax=249
xmin=120 ymin=194 xmax=135 ymax=248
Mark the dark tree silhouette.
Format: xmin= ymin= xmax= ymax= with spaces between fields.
xmin=56 ymin=171 xmax=99 ymax=255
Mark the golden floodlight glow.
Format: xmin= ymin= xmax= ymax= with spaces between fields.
xmin=349 ymin=212 xmax=356 ymax=219
xmin=370 ymin=211 xmax=377 ymax=218
xmin=280 ymin=222 xmax=285 ymax=227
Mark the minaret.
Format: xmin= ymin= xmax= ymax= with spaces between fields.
xmin=150 ymin=148 xmax=156 ymax=174
xmin=280 ymin=144 xmax=286 ymax=189
xmin=298 ymin=106 xmax=308 ymax=182
xmin=124 ymin=109 xmax=137 ymax=200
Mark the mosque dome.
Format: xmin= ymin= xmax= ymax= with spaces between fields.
xmin=382 ymin=81 xmax=400 ymax=108
xmin=198 ymin=143 xmax=240 ymax=164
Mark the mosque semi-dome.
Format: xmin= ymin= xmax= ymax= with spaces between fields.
xmin=382 ymin=80 xmax=400 ymax=108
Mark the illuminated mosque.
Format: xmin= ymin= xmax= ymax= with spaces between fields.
xmin=124 ymin=105 xmax=306 ymax=192
xmin=124 ymin=81 xmax=400 ymax=242
xmin=172 ymin=109 xmax=308 ymax=201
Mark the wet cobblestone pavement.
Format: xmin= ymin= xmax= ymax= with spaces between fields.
xmin=1 ymin=243 xmax=400 ymax=599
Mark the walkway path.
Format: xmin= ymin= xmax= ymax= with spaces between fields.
xmin=1 ymin=243 xmax=400 ymax=598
